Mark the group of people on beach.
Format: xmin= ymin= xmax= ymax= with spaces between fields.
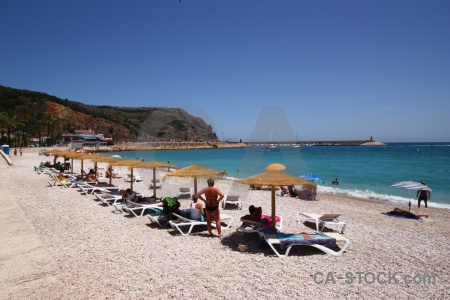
xmin=13 ymin=148 xmax=23 ymax=156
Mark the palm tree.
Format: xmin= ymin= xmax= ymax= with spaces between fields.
xmin=2 ymin=111 xmax=18 ymax=146
xmin=44 ymin=115 xmax=59 ymax=146
xmin=0 ymin=112 xmax=7 ymax=144
xmin=18 ymin=108 xmax=32 ymax=147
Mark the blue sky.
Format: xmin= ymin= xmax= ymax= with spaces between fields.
xmin=1 ymin=0 xmax=449 ymax=142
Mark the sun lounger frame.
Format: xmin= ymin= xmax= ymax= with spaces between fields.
xmin=169 ymin=213 xmax=234 ymax=236
xmin=264 ymin=232 xmax=350 ymax=258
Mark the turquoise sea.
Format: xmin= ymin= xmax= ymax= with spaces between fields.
xmin=109 ymin=143 xmax=450 ymax=209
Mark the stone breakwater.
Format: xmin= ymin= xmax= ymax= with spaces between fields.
xmin=94 ymin=140 xmax=386 ymax=153
xmin=96 ymin=142 xmax=247 ymax=152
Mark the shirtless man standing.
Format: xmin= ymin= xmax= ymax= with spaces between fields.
xmin=196 ymin=178 xmax=224 ymax=237
xmin=416 ymin=181 xmax=430 ymax=208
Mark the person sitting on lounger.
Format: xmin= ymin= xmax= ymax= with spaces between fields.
xmin=86 ymin=169 xmax=101 ymax=183
xmin=288 ymin=186 xmax=298 ymax=197
xmin=57 ymin=171 xmax=70 ymax=182
xmin=105 ymin=169 xmax=121 ymax=179
xmin=240 ymin=205 xmax=262 ymax=226
xmin=280 ymin=186 xmax=289 ymax=196
xmin=122 ymin=188 xmax=139 ymax=202
xmin=189 ymin=196 xmax=205 ymax=221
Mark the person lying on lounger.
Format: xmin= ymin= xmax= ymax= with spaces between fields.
xmin=240 ymin=205 xmax=262 ymax=225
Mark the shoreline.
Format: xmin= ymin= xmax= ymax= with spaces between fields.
xmin=18 ymin=146 xmax=450 ymax=210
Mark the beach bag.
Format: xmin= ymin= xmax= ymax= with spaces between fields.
xmin=162 ymin=197 xmax=179 ymax=216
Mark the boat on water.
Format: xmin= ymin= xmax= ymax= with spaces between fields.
xmin=269 ymin=144 xmax=277 ymax=149
xmin=293 ymin=134 xmax=301 ymax=148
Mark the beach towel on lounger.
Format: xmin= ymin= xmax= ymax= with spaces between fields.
xmin=261 ymin=214 xmax=281 ymax=230
xmin=275 ymin=232 xmax=337 ymax=249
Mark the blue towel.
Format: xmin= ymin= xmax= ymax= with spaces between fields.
xmin=276 ymin=232 xmax=337 ymax=249
xmin=384 ymin=212 xmax=422 ymax=221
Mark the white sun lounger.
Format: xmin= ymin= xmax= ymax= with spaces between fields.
xmin=221 ymin=195 xmax=243 ymax=210
xmin=62 ymin=178 xmax=86 ymax=188
xmin=169 ymin=213 xmax=234 ymax=236
xmin=297 ymin=213 xmax=347 ymax=234
xmin=115 ymin=201 xmax=163 ymax=217
xmin=78 ymin=183 xmax=121 ymax=195
xmin=263 ymin=231 xmax=350 ymax=257
xmin=176 ymin=187 xmax=192 ymax=199
xmin=149 ymin=179 xmax=162 ymax=189
xmin=147 ymin=207 xmax=171 ymax=228
xmin=95 ymin=191 xmax=124 ymax=206
xmin=125 ymin=174 xmax=145 ymax=182
xmin=236 ymin=216 xmax=283 ymax=237
xmin=48 ymin=179 xmax=67 ymax=187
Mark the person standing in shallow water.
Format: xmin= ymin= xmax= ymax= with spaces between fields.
xmin=417 ymin=181 xmax=430 ymax=208
xmin=195 ymin=178 xmax=224 ymax=237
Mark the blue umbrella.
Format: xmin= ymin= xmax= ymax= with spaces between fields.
xmin=299 ymin=173 xmax=325 ymax=184
xmin=111 ymin=154 xmax=122 ymax=158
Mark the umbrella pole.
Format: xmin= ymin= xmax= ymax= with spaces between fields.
xmin=130 ymin=168 xmax=134 ymax=192
xmin=194 ymin=177 xmax=198 ymax=196
xmin=153 ymin=167 xmax=156 ymax=199
xmin=109 ymin=165 xmax=112 ymax=185
xmin=70 ymin=158 xmax=73 ymax=173
xmin=271 ymin=185 xmax=276 ymax=230
xmin=81 ymin=160 xmax=84 ymax=176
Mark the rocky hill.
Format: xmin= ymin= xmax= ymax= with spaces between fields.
xmin=0 ymin=85 xmax=218 ymax=144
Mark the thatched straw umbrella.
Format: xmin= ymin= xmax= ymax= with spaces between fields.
xmin=72 ymin=152 xmax=95 ymax=175
xmin=90 ymin=155 xmax=123 ymax=185
xmin=60 ymin=151 xmax=83 ymax=174
xmin=46 ymin=149 xmax=72 ymax=171
xmin=164 ymin=164 xmax=226 ymax=195
xmin=237 ymin=170 xmax=311 ymax=230
xmin=135 ymin=161 xmax=179 ymax=199
xmin=265 ymin=163 xmax=287 ymax=171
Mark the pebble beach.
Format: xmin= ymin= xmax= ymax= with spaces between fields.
xmin=1 ymin=147 xmax=449 ymax=299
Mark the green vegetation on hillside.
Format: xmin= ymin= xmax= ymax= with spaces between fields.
xmin=0 ymin=85 xmax=218 ymax=146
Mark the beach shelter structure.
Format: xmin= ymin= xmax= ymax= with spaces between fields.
xmin=89 ymin=155 xmax=123 ymax=185
xmin=47 ymin=150 xmax=73 ymax=172
xmin=135 ymin=160 xmax=179 ymax=199
xmin=164 ymin=164 xmax=226 ymax=195
xmin=72 ymin=152 xmax=96 ymax=175
xmin=60 ymin=151 xmax=84 ymax=174
xmin=237 ymin=170 xmax=311 ymax=230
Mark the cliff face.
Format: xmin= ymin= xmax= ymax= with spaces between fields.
xmin=46 ymin=101 xmax=134 ymax=142
xmin=0 ymin=85 xmax=219 ymax=143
